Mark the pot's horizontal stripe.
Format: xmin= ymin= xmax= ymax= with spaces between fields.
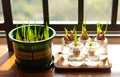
xmin=14 ymin=47 xmax=52 ymax=60
xmin=13 ymin=41 xmax=52 ymax=51
xmin=14 ymin=47 xmax=32 ymax=60
xmin=33 ymin=48 xmax=51 ymax=60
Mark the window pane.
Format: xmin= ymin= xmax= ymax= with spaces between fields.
xmin=0 ymin=1 xmax=4 ymax=23
xmin=11 ymin=0 xmax=43 ymax=23
xmin=84 ymin=0 xmax=112 ymax=24
xmin=49 ymin=0 xmax=78 ymax=24
xmin=117 ymin=0 xmax=120 ymax=24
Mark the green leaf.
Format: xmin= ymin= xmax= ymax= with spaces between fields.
xmin=23 ymin=23 xmax=26 ymax=41
xmin=16 ymin=25 xmax=21 ymax=40
xmin=73 ymin=26 xmax=78 ymax=46
xmin=64 ymin=27 xmax=68 ymax=37
xmin=88 ymin=38 xmax=94 ymax=46
xmin=27 ymin=22 xmax=31 ymax=41
xmin=44 ymin=22 xmax=49 ymax=39
xmin=38 ymin=26 xmax=41 ymax=40
xmin=82 ymin=19 xmax=87 ymax=34
xmin=97 ymin=22 xmax=102 ymax=34
xmin=104 ymin=21 xmax=108 ymax=34
xmin=34 ymin=21 xmax=37 ymax=41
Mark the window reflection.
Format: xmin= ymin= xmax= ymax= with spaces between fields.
xmin=0 ymin=0 xmax=4 ymax=23
xmin=84 ymin=0 xmax=112 ymax=24
xmin=11 ymin=0 xmax=43 ymax=24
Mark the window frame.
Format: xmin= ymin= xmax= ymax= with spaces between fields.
xmin=0 ymin=0 xmax=120 ymax=52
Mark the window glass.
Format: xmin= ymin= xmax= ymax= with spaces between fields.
xmin=117 ymin=0 xmax=120 ymax=24
xmin=11 ymin=0 xmax=43 ymax=24
xmin=49 ymin=0 xmax=78 ymax=24
xmin=84 ymin=0 xmax=112 ymax=24
xmin=0 ymin=1 xmax=4 ymax=23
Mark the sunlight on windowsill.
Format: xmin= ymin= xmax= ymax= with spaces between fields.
xmin=0 ymin=37 xmax=120 ymax=72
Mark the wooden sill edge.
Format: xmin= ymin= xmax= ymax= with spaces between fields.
xmin=0 ymin=36 xmax=120 ymax=44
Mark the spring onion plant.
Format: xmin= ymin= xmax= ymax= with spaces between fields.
xmin=16 ymin=22 xmax=49 ymax=42
xmin=64 ymin=27 xmax=74 ymax=43
xmin=88 ymin=38 xmax=94 ymax=46
xmin=80 ymin=19 xmax=88 ymax=40
xmin=73 ymin=26 xmax=78 ymax=46
xmin=97 ymin=22 xmax=108 ymax=40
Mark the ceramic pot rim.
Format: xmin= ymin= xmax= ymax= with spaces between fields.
xmin=8 ymin=25 xmax=56 ymax=44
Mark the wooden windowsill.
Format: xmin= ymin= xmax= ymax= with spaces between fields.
xmin=0 ymin=37 xmax=120 ymax=77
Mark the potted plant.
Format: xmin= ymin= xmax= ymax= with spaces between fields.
xmin=62 ymin=27 xmax=74 ymax=47
xmin=96 ymin=22 xmax=108 ymax=40
xmin=66 ymin=26 xmax=83 ymax=66
xmin=94 ymin=22 xmax=108 ymax=55
xmin=86 ymin=39 xmax=99 ymax=58
xmin=78 ymin=20 xmax=91 ymax=44
xmin=85 ymin=38 xmax=100 ymax=66
xmin=68 ymin=26 xmax=83 ymax=60
xmin=8 ymin=23 xmax=56 ymax=71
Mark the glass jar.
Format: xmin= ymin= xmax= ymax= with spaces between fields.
xmin=85 ymin=41 xmax=100 ymax=66
xmin=85 ymin=41 xmax=99 ymax=60
xmin=68 ymin=42 xmax=84 ymax=66
xmin=94 ymin=37 xmax=108 ymax=54
xmin=94 ymin=37 xmax=108 ymax=60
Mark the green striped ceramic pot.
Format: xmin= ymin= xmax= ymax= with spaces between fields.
xmin=8 ymin=25 xmax=56 ymax=71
